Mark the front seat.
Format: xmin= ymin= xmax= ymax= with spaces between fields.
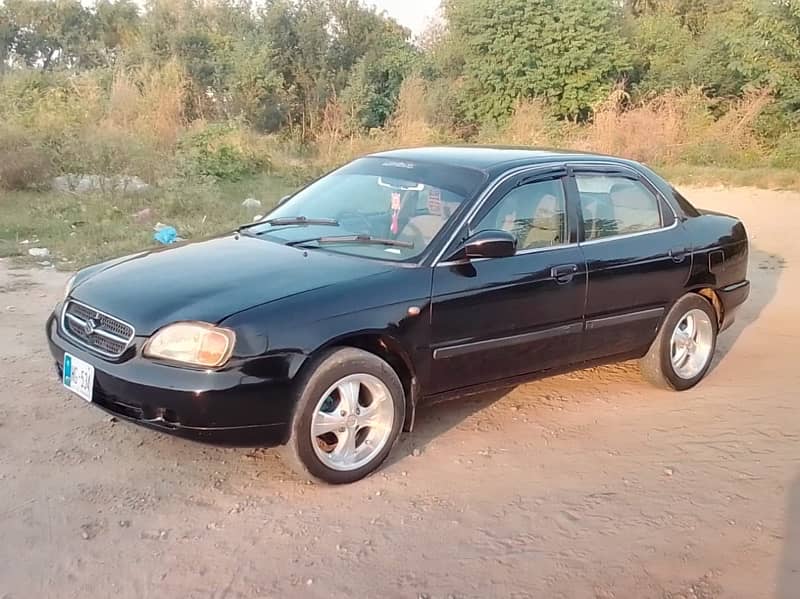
xmin=493 ymin=189 xmax=533 ymax=243
xmin=398 ymin=214 xmax=445 ymax=247
xmin=522 ymin=194 xmax=563 ymax=249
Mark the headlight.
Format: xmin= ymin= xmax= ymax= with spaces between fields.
xmin=143 ymin=322 xmax=235 ymax=368
xmin=64 ymin=274 xmax=76 ymax=299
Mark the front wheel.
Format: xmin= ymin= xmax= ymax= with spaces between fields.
xmin=640 ymin=294 xmax=718 ymax=391
xmin=281 ymin=347 xmax=405 ymax=484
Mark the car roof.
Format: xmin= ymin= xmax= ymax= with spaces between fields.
xmin=369 ymin=146 xmax=636 ymax=174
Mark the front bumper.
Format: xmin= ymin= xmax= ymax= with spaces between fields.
xmin=47 ymin=312 xmax=296 ymax=447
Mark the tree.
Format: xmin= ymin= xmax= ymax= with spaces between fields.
xmin=340 ymin=38 xmax=417 ymax=129
xmin=258 ymin=0 xmax=415 ymax=134
xmin=0 ymin=4 xmax=18 ymax=71
xmin=445 ymin=0 xmax=632 ymax=122
xmin=259 ymin=0 xmax=330 ymax=134
xmin=627 ymin=10 xmax=751 ymax=98
xmin=628 ymin=0 xmax=800 ymax=113
xmin=94 ymin=0 xmax=140 ymax=64
xmin=327 ymin=0 xmax=411 ymax=81
xmin=748 ymin=0 xmax=800 ymax=114
xmin=3 ymin=0 xmax=99 ymax=69
xmin=331 ymin=0 xmax=417 ymax=129
xmin=1 ymin=0 xmax=141 ymax=69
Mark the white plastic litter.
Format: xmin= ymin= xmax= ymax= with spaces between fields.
xmin=242 ymin=198 xmax=262 ymax=209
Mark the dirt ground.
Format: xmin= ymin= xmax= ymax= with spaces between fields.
xmin=1 ymin=186 xmax=798 ymax=599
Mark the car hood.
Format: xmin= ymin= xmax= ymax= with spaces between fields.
xmin=70 ymin=234 xmax=397 ymax=336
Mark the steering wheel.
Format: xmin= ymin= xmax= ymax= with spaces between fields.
xmin=337 ymin=211 xmax=375 ymax=235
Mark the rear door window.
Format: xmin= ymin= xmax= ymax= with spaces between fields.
xmin=575 ymin=175 xmax=662 ymax=241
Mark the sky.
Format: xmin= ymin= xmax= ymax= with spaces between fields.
xmin=366 ymin=0 xmax=441 ymax=36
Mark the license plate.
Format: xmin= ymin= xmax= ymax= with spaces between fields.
xmin=63 ymin=353 xmax=94 ymax=402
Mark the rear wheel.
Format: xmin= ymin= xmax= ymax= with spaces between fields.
xmin=281 ymin=347 xmax=405 ymax=484
xmin=640 ymin=294 xmax=718 ymax=391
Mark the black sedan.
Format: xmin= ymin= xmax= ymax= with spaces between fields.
xmin=47 ymin=147 xmax=750 ymax=483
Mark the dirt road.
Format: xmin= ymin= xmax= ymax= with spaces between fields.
xmin=1 ymin=186 xmax=798 ymax=599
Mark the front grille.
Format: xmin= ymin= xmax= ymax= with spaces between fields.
xmin=61 ymin=300 xmax=135 ymax=358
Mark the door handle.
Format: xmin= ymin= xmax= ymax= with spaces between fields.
xmin=669 ymin=247 xmax=688 ymax=263
xmin=551 ymin=264 xmax=579 ymax=284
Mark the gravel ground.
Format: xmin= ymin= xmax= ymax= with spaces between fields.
xmin=0 ymin=186 xmax=798 ymax=599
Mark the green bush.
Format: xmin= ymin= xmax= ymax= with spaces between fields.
xmin=176 ymin=124 xmax=270 ymax=182
xmin=0 ymin=125 xmax=53 ymax=190
xmin=54 ymin=127 xmax=168 ymax=181
xmin=770 ymin=133 xmax=800 ymax=169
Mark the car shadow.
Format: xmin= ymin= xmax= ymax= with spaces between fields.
xmin=390 ymin=246 xmax=781 ymax=464
xmin=388 ymin=387 xmax=514 ymax=464
xmin=710 ymin=245 xmax=783 ymax=371
xmin=778 ymin=474 xmax=800 ymax=598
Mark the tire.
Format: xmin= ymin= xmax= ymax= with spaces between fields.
xmin=640 ymin=293 xmax=718 ymax=391
xmin=280 ymin=347 xmax=405 ymax=484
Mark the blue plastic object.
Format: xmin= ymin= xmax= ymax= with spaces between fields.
xmin=153 ymin=226 xmax=178 ymax=245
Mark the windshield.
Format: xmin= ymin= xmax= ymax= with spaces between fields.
xmin=250 ymin=157 xmax=486 ymax=261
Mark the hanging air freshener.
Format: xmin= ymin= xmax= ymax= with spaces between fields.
xmin=390 ymin=192 xmax=402 ymax=235
xmin=428 ymin=189 xmax=442 ymax=216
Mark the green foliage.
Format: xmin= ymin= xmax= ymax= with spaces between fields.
xmin=625 ymin=0 xmax=738 ymax=32
xmin=627 ymin=13 xmax=694 ymax=93
xmin=327 ymin=0 xmax=417 ymax=129
xmin=177 ymin=124 xmax=270 ymax=181
xmin=59 ymin=128 xmax=161 ymax=180
xmin=2 ymin=0 xmax=140 ymax=69
xmin=1 ymin=0 xmax=798 ymax=140
xmin=771 ymin=131 xmax=800 ymax=168
xmin=0 ymin=0 xmax=799 ymax=200
xmin=748 ymin=0 xmax=800 ymax=115
xmin=341 ymin=42 xmax=418 ymax=130
xmin=629 ymin=5 xmax=755 ymax=100
xmin=445 ymin=0 xmax=632 ymax=123
xmin=0 ymin=123 xmax=53 ymax=190
xmin=226 ymin=41 xmax=288 ymax=132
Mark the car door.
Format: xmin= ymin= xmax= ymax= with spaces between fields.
xmin=427 ymin=166 xmax=588 ymax=395
xmin=568 ymin=164 xmax=692 ymax=361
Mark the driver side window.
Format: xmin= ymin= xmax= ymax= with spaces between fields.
xmin=474 ymin=179 xmax=568 ymax=250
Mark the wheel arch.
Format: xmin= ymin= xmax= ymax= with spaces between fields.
xmin=689 ymin=287 xmax=723 ymax=327
xmin=308 ymin=332 xmax=420 ymax=433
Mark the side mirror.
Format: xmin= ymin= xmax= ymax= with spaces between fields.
xmin=446 ymin=229 xmax=517 ymax=262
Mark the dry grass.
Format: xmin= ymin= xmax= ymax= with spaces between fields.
xmin=481 ymin=98 xmax=564 ymax=147
xmin=472 ymin=87 xmax=774 ymax=171
xmin=106 ymin=60 xmax=187 ymax=151
xmin=387 ymin=75 xmax=439 ymax=147
xmin=660 ymin=164 xmax=800 ymax=190
xmin=0 ymin=123 xmax=53 ymax=190
xmin=574 ymin=87 xmax=771 ymax=167
xmin=311 ymin=75 xmax=452 ymax=172
xmin=0 ymin=62 xmax=190 ymax=187
xmin=313 ymin=96 xmax=357 ymax=165
xmin=3 ymin=75 xmax=799 ymax=269
xmin=576 ymin=88 xmax=710 ymax=163
xmin=0 ymin=63 xmax=796 ymax=196
xmin=305 ymin=84 xmax=796 ymax=192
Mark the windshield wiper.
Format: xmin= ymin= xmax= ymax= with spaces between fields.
xmin=287 ymin=234 xmax=414 ymax=249
xmin=238 ymin=216 xmax=340 ymax=232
